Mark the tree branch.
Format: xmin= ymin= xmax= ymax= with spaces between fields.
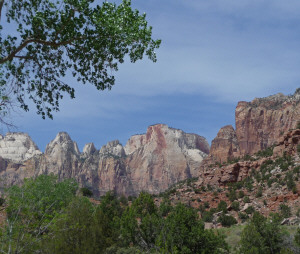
xmin=0 ymin=36 xmax=84 ymax=64
xmin=0 ymin=0 xmax=4 ymax=22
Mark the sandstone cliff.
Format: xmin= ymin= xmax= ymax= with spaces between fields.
xmin=0 ymin=124 xmax=209 ymax=196
xmin=209 ymin=90 xmax=300 ymax=163
xmin=0 ymin=133 xmax=42 ymax=162
xmin=236 ymin=91 xmax=300 ymax=155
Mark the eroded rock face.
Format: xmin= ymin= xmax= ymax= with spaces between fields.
xmin=124 ymin=124 xmax=209 ymax=194
xmin=235 ymin=91 xmax=300 ymax=155
xmin=209 ymin=125 xmax=240 ymax=163
xmin=0 ymin=133 xmax=42 ymax=162
xmin=0 ymin=124 xmax=209 ymax=196
xmin=83 ymin=143 xmax=96 ymax=156
xmin=100 ymin=140 xmax=125 ymax=157
xmin=208 ymin=90 xmax=300 ymax=163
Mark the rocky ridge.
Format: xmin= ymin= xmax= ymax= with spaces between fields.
xmin=0 ymin=133 xmax=42 ymax=162
xmin=209 ymin=90 xmax=300 ymax=163
xmin=159 ymin=128 xmax=300 ymax=228
xmin=0 ymin=124 xmax=209 ymax=196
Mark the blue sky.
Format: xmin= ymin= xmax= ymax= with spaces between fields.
xmin=5 ymin=0 xmax=300 ymax=151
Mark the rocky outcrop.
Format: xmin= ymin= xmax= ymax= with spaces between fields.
xmin=0 ymin=133 xmax=42 ymax=162
xmin=124 ymin=124 xmax=209 ymax=194
xmin=273 ymin=129 xmax=300 ymax=157
xmin=100 ymin=140 xmax=125 ymax=157
xmin=83 ymin=143 xmax=96 ymax=156
xmin=0 ymin=124 xmax=209 ymax=196
xmin=235 ymin=91 xmax=300 ymax=155
xmin=209 ymin=125 xmax=240 ymax=163
xmin=209 ymin=90 xmax=300 ymax=163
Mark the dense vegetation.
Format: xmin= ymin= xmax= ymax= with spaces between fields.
xmin=0 ymin=174 xmax=299 ymax=253
xmin=0 ymin=175 xmax=228 ymax=253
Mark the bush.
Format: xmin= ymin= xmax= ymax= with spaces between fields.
xmin=256 ymin=186 xmax=263 ymax=198
xmin=295 ymin=227 xmax=300 ymax=246
xmin=280 ymin=204 xmax=291 ymax=218
xmin=255 ymin=146 xmax=274 ymax=158
xmin=202 ymin=210 xmax=213 ymax=222
xmin=80 ymin=187 xmax=93 ymax=197
xmin=217 ymin=213 xmax=237 ymax=227
xmin=204 ymin=201 xmax=210 ymax=209
xmin=287 ymin=173 xmax=296 ymax=191
xmin=245 ymin=206 xmax=255 ymax=215
xmin=231 ymin=201 xmax=240 ymax=211
xmin=238 ymin=190 xmax=245 ymax=199
xmin=238 ymin=212 xmax=249 ymax=222
xmin=243 ymin=196 xmax=250 ymax=203
xmin=228 ymin=189 xmax=237 ymax=202
xmin=238 ymin=212 xmax=284 ymax=253
xmin=217 ymin=200 xmax=228 ymax=213
xmin=0 ymin=197 xmax=4 ymax=206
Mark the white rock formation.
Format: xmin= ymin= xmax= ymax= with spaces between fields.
xmin=100 ymin=140 xmax=125 ymax=157
xmin=83 ymin=143 xmax=96 ymax=155
xmin=0 ymin=132 xmax=42 ymax=162
xmin=45 ymin=132 xmax=80 ymax=157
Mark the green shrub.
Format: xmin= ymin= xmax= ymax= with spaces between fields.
xmin=199 ymin=204 xmax=205 ymax=213
xmin=80 ymin=187 xmax=93 ymax=197
xmin=238 ymin=212 xmax=249 ymax=222
xmin=228 ymin=189 xmax=237 ymax=202
xmin=267 ymin=178 xmax=274 ymax=187
xmin=287 ymin=173 xmax=296 ymax=191
xmin=280 ymin=204 xmax=291 ymax=218
xmin=217 ymin=200 xmax=228 ymax=213
xmin=202 ymin=210 xmax=213 ymax=222
xmin=256 ymin=186 xmax=263 ymax=198
xmin=0 ymin=197 xmax=4 ymax=206
xmin=243 ymin=196 xmax=250 ymax=203
xmin=217 ymin=213 xmax=237 ymax=227
xmin=292 ymin=186 xmax=297 ymax=194
xmin=238 ymin=190 xmax=245 ymax=199
xmin=231 ymin=201 xmax=240 ymax=211
xmin=204 ymin=201 xmax=210 ymax=209
xmin=239 ymin=212 xmax=284 ymax=254
xmin=244 ymin=178 xmax=254 ymax=192
xmin=295 ymin=227 xmax=300 ymax=246
xmin=255 ymin=146 xmax=274 ymax=158
xmin=245 ymin=206 xmax=255 ymax=214
xmin=297 ymin=121 xmax=300 ymax=129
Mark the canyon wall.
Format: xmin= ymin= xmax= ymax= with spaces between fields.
xmin=0 ymin=124 xmax=209 ymax=196
xmin=209 ymin=90 xmax=300 ymax=163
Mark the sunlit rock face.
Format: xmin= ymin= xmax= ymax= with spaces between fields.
xmin=0 ymin=125 xmax=209 ymax=196
xmin=0 ymin=132 xmax=42 ymax=162
xmin=83 ymin=143 xmax=96 ymax=156
xmin=207 ymin=90 xmax=300 ymax=164
xmin=235 ymin=91 xmax=300 ymax=155
xmin=124 ymin=124 xmax=209 ymax=194
xmin=209 ymin=125 xmax=240 ymax=163
xmin=100 ymin=140 xmax=125 ymax=157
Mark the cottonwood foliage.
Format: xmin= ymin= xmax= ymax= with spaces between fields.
xmin=0 ymin=175 xmax=228 ymax=254
xmin=0 ymin=0 xmax=161 ymax=120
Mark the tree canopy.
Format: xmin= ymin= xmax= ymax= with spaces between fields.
xmin=0 ymin=0 xmax=161 ymax=122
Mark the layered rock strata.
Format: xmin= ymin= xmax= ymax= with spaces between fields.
xmin=209 ymin=90 xmax=300 ymax=163
xmin=0 ymin=124 xmax=209 ymax=196
xmin=0 ymin=133 xmax=42 ymax=162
